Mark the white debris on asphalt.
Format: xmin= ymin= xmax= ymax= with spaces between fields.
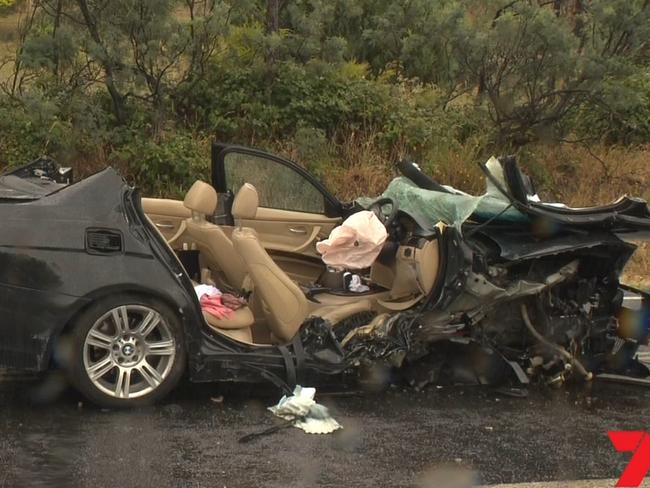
xmin=268 ymin=386 xmax=342 ymax=434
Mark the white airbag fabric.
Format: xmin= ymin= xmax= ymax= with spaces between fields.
xmin=316 ymin=210 xmax=388 ymax=270
xmin=269 ymin=386 xmax=342 ymax=434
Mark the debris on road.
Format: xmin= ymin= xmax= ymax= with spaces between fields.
xmin=269 ymin=386 xmax=342 ymax=435
xmin=238 ymin=386 xmax=341 ymax=443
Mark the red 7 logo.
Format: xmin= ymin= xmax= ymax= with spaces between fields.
xmin=609 ymin=431 xmax=650 ymax=487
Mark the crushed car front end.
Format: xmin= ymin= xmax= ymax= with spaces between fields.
xmin=340 ymin=157 xmax=650 ymax=390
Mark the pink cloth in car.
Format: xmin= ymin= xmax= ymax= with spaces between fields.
xmin=316 ymin=210 xmax=388 ymax=270
xmin=200 ymin=293 xmax=233 ymax=319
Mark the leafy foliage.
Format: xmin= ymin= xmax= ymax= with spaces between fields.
xmin=0 ymin=0 xmax=649 ymax=194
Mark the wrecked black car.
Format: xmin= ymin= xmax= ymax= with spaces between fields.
xmin=0 ymin=145 xmax=648 ymax=408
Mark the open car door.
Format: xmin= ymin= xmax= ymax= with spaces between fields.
xmin=212 ymin=144 xmax=344 ymax=284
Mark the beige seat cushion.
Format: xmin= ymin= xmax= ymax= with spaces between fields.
xmin=202 ymin=307 xmax=254 ymax=329
xmin=212 ymin=326 xmax=253 ymax=343
xmin=232 ymin=226 xmax=309 ymax=343
xmin=202 ymin=307 xmax=254 ymax=343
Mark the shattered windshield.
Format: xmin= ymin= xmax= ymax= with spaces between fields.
xmin=359 ymin=157 xmax=527 ymax=228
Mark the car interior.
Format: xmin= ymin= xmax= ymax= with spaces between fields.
xmin=141 ymin=153 xmax=444 ymax=346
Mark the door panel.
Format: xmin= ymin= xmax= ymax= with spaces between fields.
xmin=141 ymin=198 xmax=190 ymax=246
xmin=239 ymin=208 xmax=340 ymax=256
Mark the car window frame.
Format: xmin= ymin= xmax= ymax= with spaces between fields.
xmin=211 ymin=143 xmax=343 ymax=218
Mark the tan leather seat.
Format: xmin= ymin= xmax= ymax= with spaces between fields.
xmin=231 ymin=183 xmax=381 ymax=343
xmin=202 ymin=307 xmax=255 ymax=343
xmin=182 ymin=181 xmax=248 ymax=289
xmin=232 ymin=226 xmax=309 ymax=342
xmin=182 ymin=181 xmax=255 ymax=342
xmin=232 ymin=182 xmax=259 ymax=222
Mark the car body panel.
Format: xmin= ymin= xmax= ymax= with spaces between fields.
xmin=480 ymin=156 xmax=650 ymax=234
xmin=476 ymin=226 xmax=635 ymax=262
xmin=0 ymin=168 xmax=204 ymax=371
xmin=0 ymin=157 xmax=73 ymax=200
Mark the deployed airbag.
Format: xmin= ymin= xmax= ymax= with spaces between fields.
xmin=316 ymin=210 xmax=388 ymax=270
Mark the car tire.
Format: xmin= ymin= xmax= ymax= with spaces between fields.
xmin=65 ymin=293 xmax=186 ymax=408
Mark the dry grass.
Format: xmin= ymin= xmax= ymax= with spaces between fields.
xmin=322 ymin=134 xmax=395 ymax=201
xmin=0 ymin=9 xmax=21 ymax=84
xmin=624 ymin=241 xmax=650 ymax=289
xmin=532 ymin=144 xmax=650 ymax=206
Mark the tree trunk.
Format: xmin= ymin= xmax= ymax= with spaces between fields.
xmin=9 ymin=0 xmax=37 ymax=97
xmin=266 ymin=0 xmax=279 ymax=34
xmin=265 ymin=0 xmax=281 ymax=74
xmin=52 ymin=0 xmax=62 ymax=79
xmin=75 ymin=0 xmax=127 ymax=125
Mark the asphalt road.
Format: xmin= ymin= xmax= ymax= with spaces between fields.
xmin=0 ymin=374 xmax=649 ymax=488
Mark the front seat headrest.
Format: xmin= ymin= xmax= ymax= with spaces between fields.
xmin=232 ymin=183 xmax=259 ymax=220
xmin=184 ymin=180 xmax=218 ymax=215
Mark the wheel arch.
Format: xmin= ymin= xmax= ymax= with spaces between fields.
xmin=48 ymin=283 xmax=193 ymax=368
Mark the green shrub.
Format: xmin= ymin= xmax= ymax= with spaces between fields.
xmin=176 ymin=57 xmax=392 ymax=140
xmin=0 ymin=96 xmax=77 ymax=168
xmin=571 ymin=72 xmax=650 ymax=145
xmin=109 ymin=130 xmax=210 ymax=197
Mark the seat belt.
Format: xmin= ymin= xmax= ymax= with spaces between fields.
xmin=277 ymin=345 xmax=297 ymax=387
xmin=292 ymin=334 xmax=306 ymax=385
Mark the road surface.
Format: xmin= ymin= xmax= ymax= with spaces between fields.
xmin=0 ymin=373 xmax=648 ymax=487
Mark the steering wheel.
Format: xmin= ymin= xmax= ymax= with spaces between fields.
xmin=368 ymin=197 xmax=399 ymax=229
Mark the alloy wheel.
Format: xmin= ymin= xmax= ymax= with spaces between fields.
xmin=83 ymin=304 xmax=176 ymax=399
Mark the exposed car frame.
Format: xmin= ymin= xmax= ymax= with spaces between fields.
xmin=0 ymin=147 xmax=648 ymax=407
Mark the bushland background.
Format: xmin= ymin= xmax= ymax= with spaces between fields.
xmin=0 ymin=0 xmax=648 ymax=283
